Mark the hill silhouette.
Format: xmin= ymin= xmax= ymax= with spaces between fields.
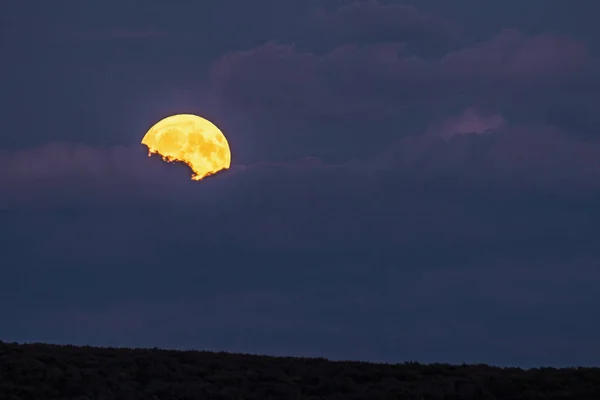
xmin=1 ymin=341 xmax=599 ymax=399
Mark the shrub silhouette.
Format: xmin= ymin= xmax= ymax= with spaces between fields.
xmin=1 ymin=340 xmax=599 ymax=399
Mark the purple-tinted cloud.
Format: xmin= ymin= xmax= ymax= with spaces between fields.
xmin=216 ymin=29 xmax=590 ymax=99
xmin=3 ymin=120 xmax=600 ymax=256
xmin=209 ymin=27 xmax=596 ymax=135
xmin=425 ymin=107 xmax=507 ymax=139
xmin=208 ymin=14 xmax=599 ymax=165
xmin=441 ymin=29 xmax=590 ymax=79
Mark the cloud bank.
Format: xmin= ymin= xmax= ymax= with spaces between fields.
xmin=3 ymin=0 xmax=600 ymax=367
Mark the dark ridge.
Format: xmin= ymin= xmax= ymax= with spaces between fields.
xmin=1 ymin=340 xmax=599 ymax=399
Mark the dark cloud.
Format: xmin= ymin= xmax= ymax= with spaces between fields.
xmin=209 ymin=24 xmax=598 ymax=162
xmin=424 ymin=107 xmax=507 ymax=139
xmin=211 ymin=29 xmax=594 ymax=115
xmin=546 ymin=102 xmax=600 ymax=140
xmin=440 ymin=29 xmax=590 ymax=79
xmin=391 ymin=118 xmax=600 ymax=184
xmin=3 ymin=122 xmax=600 ymax=255
xmin=3 ymin=127 xmax=600 ymax=366
xmin=4 ymin=239 xmax=600 ymax=366
xmin=3 ymin=1 xmax=600 ymax=368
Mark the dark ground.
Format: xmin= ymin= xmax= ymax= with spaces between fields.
xmin=1 ymin=341 xmax=599 ymax=400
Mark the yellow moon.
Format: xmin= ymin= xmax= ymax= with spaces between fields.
xmin=141 ymin=114 xmax=231 ymax=180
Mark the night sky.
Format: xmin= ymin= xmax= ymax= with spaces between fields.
xmin=2 ymin=0 xmax=600 ymax=368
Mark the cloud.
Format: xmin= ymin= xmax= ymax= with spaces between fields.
xmin=0 ymin=142 xmax=184 ymax=209
xmin=211 ymin=29 xmax=592 ymax=114
xmin=441 ymin=29 xmax=590 ymax=79
xmin=209 ymin=40 xmax=423 ymax=120
xmin=4 ymin=0 xmax=600 ymax=370
xmin=425 ymin=107 xmax=507 ymax=139
xmin=0 ymin=141 xmax=346 ymax=209
xmin=3 ymin=122 xmax=600 ymax=263
xmin=13 ymin=256 xmax=600 ymax=366
xmin=4 ymin=138 xmax=600 ymax=368
xmin=4 ymin=111 xmax=600 ymax=208
xmin=209 ymin=27 xmax=597 ymax=166
xmin=390 ymin=120 xmax=600 ymax=187
xmin=2 ymin=0 xmax=600 ymax=311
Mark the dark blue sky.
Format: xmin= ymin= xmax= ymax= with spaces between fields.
xmin=2 ymin=0 xmax=600 ymax=368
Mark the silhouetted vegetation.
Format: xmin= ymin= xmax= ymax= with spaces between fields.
xmin=1 ymin=340 xmax=599 ymax=399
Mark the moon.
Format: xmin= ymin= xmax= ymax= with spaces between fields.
xmin=141 ymin=114 xmax=231 ymax=180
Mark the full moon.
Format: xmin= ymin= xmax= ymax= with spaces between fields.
xmin=141 ymin=114 xmax=231 ymax=180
